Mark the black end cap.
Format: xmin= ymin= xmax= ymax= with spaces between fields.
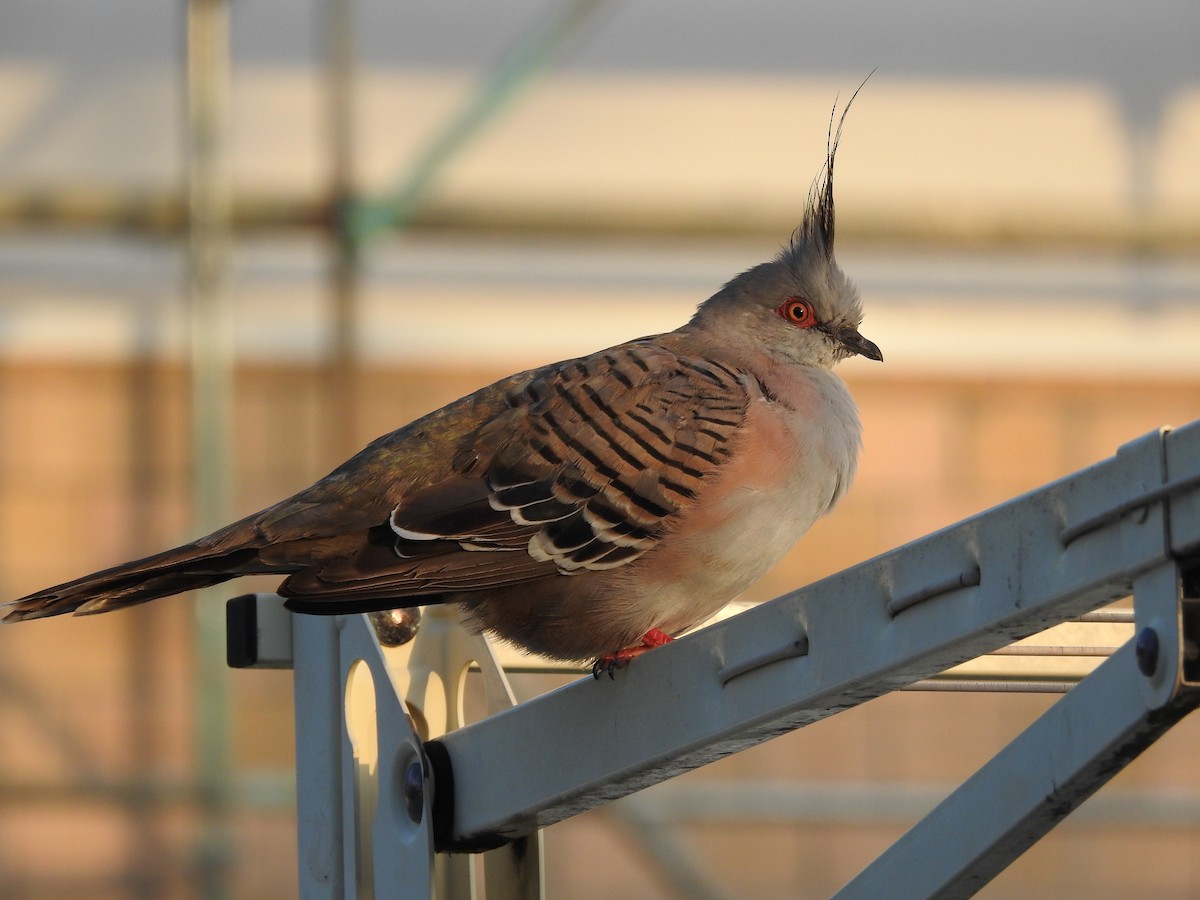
xmin=226 ymin=594 xmax=259 ymax=668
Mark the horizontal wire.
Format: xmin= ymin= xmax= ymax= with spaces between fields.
xmin=906 ymin=680 xmax=1073 ymax=694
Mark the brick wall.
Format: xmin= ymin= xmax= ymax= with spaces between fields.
xmin=2 ymin=359 xmax=1200 ymax=898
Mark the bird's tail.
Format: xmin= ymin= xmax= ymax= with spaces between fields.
xmin=2 ymin=524 xmax=290 ymax=623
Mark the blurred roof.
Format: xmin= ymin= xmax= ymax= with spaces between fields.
xmin=1 ymin=1 xmax=1198 ymax=376
xmin=0 ymin=2 xmax=1197 ymax=242
xmin=1 ymin=68 xmax=1198 ymax=243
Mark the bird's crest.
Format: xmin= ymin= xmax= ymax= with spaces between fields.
xmin=789 ymin=72 xmax=874 ymax=262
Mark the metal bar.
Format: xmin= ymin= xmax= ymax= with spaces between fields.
xmin=836 ymin=564 xmax=1198 ymax=899
xmin=479 ymin=611 xmax=1134 ymax=680
xmin=904 ymin=680 xmax=1073 ymax=694
xmin=1076 ymin=610 xmax=1135 ymax=623
xmin=293 ymin=604 xmax=348 ymax=900
xmin=391 ymin=606 xmax=545 ymax=899
xmin=236 ymin=595 xmax=1125 ymax=698
xmin=293 ymin=613 xmax=434 ymax=900
xmin=986 ymin=645 xmax=1119 ymax=656
xmin=431 ymin=426 xmax=1189 ymax=848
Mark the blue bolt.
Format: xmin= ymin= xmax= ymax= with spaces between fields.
xmin=1135 ymin=627 xmax=1160 ymax=678
xmin=403 ymin=759 xmax=425 ymax=824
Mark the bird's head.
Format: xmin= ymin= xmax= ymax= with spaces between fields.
xmin=688 ymin=97 xmax=882 ymax=370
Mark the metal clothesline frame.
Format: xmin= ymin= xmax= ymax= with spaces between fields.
xmin=231 ymin=421 xmax=1200 ymax=898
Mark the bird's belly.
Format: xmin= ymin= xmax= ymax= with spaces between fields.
xmin=646 ymin=392 xmax=859 ymax=637
xmin=650 ymin=478 xmax=828 ymax=634
xmin=707 ymin=483 xmax=823 ymax=584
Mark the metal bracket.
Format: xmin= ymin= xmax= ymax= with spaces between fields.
xmin=837 ymin=560 xmax=1200 ymax=898
xmin=289 ymin=605 xmax=434 ymax=899
xmin=231 ymin=598 xmax=544 ymax=899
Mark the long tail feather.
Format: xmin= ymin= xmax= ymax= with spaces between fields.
xmin=2 ymin=541 xmax=289 ymax=622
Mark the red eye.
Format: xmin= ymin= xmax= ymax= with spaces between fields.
xmin=778 ymin=298 xmax=817 ymax=328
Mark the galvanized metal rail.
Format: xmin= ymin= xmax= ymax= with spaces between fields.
xmin=231 ymin=421 xmax=1200 ymax=899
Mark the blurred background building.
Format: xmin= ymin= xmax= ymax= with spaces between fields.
xmin=1 ymin=1 xmax=1200 ymax=897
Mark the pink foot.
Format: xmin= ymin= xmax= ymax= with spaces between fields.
xmin=592 ymin=628 xmax=674 ymax=679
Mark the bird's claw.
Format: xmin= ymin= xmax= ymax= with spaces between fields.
xmin=591 ymin=628 xmax=674 ymax=680
xmin=591 ymin=657 xmax=615 ymax=680
xmin=591 ymin=651 xmax=632 ymax=680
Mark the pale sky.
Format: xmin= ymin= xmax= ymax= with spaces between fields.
xmin=2 ymin=1 xmax=1197 ymax=128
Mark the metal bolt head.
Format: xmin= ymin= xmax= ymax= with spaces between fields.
xmin=403 ymin=759 xmax=424 ymax=824
xmin=1135 ymin=627 xmax=1160 ymax=677
xmin=369 ymin=608 xmax=422 ymax=647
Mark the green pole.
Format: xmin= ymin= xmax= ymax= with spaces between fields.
xmin=185 ymin=1 xmax=235 ymax=897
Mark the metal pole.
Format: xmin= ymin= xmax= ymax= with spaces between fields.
xmin=325 ymin=0 xmax=360 ymax=460
xmin=184 ymin=1 xmax=235 ymax=896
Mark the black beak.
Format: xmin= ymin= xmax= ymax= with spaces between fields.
xmin=834 ymin=326 xmax=883 ymax=362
